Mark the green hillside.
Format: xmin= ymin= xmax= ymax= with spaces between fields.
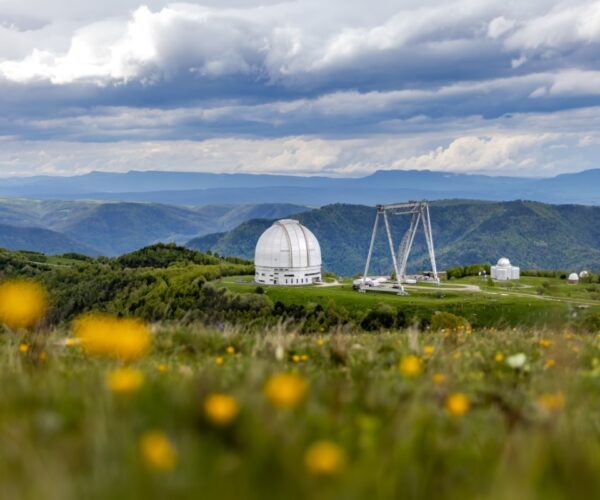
xmin=187 ymin=200 xmax=600 ymax=275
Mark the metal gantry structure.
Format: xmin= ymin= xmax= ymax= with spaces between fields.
xmin=361 ymin=201 xmax=439 ymax=295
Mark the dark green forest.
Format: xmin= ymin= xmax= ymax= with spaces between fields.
xmin=188 ymin=200 xmax=600 ymax=276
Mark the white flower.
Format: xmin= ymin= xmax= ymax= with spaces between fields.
xmin=506 ymin=353 xmax=527 ymax=369
xmin=275 ymin=345 xmax=285 ymax=361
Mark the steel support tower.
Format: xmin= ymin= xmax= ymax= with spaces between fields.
xmin=361 ymin=201 xmax=439 ymax=295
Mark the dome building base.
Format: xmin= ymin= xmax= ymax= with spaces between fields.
xmin=254 ymin=219 xmax=322 ymax=287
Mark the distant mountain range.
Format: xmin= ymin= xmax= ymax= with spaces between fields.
xmin=0 ymin=169 xmax=598 ymax=205
xmin=0 ymin=200 xmax=308 ymax=256
xmin=187 ymin=201 xmax=600 ymax=275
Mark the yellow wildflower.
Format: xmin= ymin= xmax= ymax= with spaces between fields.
xmin=139 ymin=431 xmax=177 ymax=471
xmin=316 ymin=338 xmax=326 ymax=347
xmin=537 ymin=392 xmax=565 ymax=412
xmin=38 ymin=352 xmax=47 ymax=361
xmin=0 ymin=279 xmax=47 ymax=330
xmin=18 ymin=343 xmax=29 ymax=353
xmin=107 ymin=368 xmax=144 ymax=395
xmin=300 ymin=354 xmax=309 ymax=362
xmin=292 ymin=354 xmax=301 ymax=363
xmin=399 ymin=355 xmax=423 ymax=377
xmin=495 ymin=353 xmax=504 ymax=363
xmin=304 ymin=441 xmax=346 ymax=476
xmin=539 ymin=339 xmax=552 ymax=348
xmin=264 ymin=373 xmax=308 ymax=409
xmin=64 ymin=337 xmax=77 ymax=347
xmin=445 ymin=393 xmax=470 ymax=417
xmin=226 ymin=346 xmax=235 ymax=354
xmin=545 ymin=359 xmax=555 ymax=369
xmin=204 ymin=393 xmax=239 ymax=426
xmin=423 ymin=345 xmax=434 ymax=356
xmin=215 ymin=356 xmax=224 ymax=366
xmin=74 ymin=313 xmax=151 ymax=361
xmin=432 ymin=373 xmax=447 ymax=385
xmin=156 ymin=364 xmax=168 ymax=373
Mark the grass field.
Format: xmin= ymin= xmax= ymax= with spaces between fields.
xmin=2 ymin=322 xmax=600 ymax=499
xmin=218 ymin=276 xmax=600 ymax=330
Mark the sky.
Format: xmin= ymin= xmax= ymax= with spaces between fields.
xmin=1 ymin=0 xmax=600 ymax=177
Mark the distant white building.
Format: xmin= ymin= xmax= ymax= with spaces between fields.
xmin=568 ymin=273 xmax=580 ymax=284
xmin=254 ymin=219 xmax=322 ymax=286
xmin=491 ymin=257 xmax=520 ymax=281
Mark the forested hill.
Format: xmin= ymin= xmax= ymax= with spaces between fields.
xmin=187 ymin=200 xmax=600 ymax=276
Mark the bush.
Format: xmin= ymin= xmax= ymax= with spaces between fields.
xmin=430 ymin=312 xmax=471 ymax=333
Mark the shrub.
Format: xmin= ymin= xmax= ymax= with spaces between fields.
xmin=430 ymin=312 xmax=471 ymax=333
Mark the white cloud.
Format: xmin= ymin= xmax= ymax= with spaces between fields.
xmin=487 ymin=16 xmax=516 ymax=39
xmin=505 ymin=1 xmax=600 ymax=50
xmin=0 ymin=1 xmax=503 ymax=85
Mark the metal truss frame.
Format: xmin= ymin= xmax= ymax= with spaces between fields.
xmin=361 ymin=201 xmax=439 ymax=295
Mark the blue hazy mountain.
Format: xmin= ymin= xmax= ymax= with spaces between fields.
xmin=0 ymin=223 xmax=97 ymax=256
xmin=0 ymin=169 xmax=597 ymax=205
xmin=0 ymin=199 xmax=308 ymax=256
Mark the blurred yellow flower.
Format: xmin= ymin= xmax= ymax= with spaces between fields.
xmin=264 ymin=373 xmax=308 ymax=409
xmin=38 ymin=352 xmax=47 ymax=361
xmin=539 ymin=339 xmax=552 ymax=348
xmin=292 ymin=354 xmax=301 ymax=363
xmin=537 ymin=392 xmax=565 ymax=412
xmin=304 ymin=441 xmax=346 ymax=476
xmin=64 ymin=337 xmax=77 ymax=347
xmin=215 ymin=356 xmax=224 ymax=365
xmin=156 ymin=364 xmax=168 ymax=373
xmin=432 ymin=373 xmax=447 ymax=385
xmin=300 ymin=354 xmax=309 ymax=361
xmin=316 ymin=338 xmax=326 ymax=347
xmin=423 ymin=345 xmax=434 ymax=356
xmin=545 ymin=358 xmax=556 ymax=369
xmin=226 ymin=346 xmax=235 ymax=354
xmin=18 ymin=343 xmax=29 ymax=353
xmin=139 ymin=431 xmax=177 ymax=472
xmin=0 ymin=279 xmax=47 ymax=330
xmin=399 ymin=355 xmax=423 ymax=377
xmin=74 ymin=313 xmax=151 ymax=361
xmin=204 ymin=393 xmax=239 ymax=426
xmin=495 ymin=353 xmax=504 ymax=363
xmin=107 ymin=368 xmax=144 ymax=395
xmin=445 ymin=393 xmax=470 ymax=417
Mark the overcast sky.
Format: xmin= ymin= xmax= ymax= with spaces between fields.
xmin=1 ymin=0 xmax=600 ymax=177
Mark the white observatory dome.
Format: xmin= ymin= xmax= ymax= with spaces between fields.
xmin=580 ymin=270 xmax=589 ymax=279
xmin=497 ymin=257 xmax=511 ymax=267
xmin=254 ymin=219 xmax=322 ymax=286
xmin=568 ymin=272 xmax=579 ymax=283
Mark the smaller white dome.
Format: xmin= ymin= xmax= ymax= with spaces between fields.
xmin=579 ymin=270 xmax=589 ymax=278
xmin=568 ymin=273 xmax=579 ymax=281
xmin=497 ymin=257 xmax=511 ymax=267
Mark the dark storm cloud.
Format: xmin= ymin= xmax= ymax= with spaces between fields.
xmin=1 ymin=1 xmax=600 ymax=175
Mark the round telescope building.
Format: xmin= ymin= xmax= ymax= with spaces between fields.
xmin=491 ymin=257 xmax=520 ymax=281
xmin=254 ymin=219 xmax=322 ymax=286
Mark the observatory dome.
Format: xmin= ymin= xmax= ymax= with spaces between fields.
xmin=491 ymin=257 xmax=519 ymax=281
xmin=254 ymin=219 xmax=322 ymax=286
xmin=568 ymin=273 xmax=579 ymax=284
